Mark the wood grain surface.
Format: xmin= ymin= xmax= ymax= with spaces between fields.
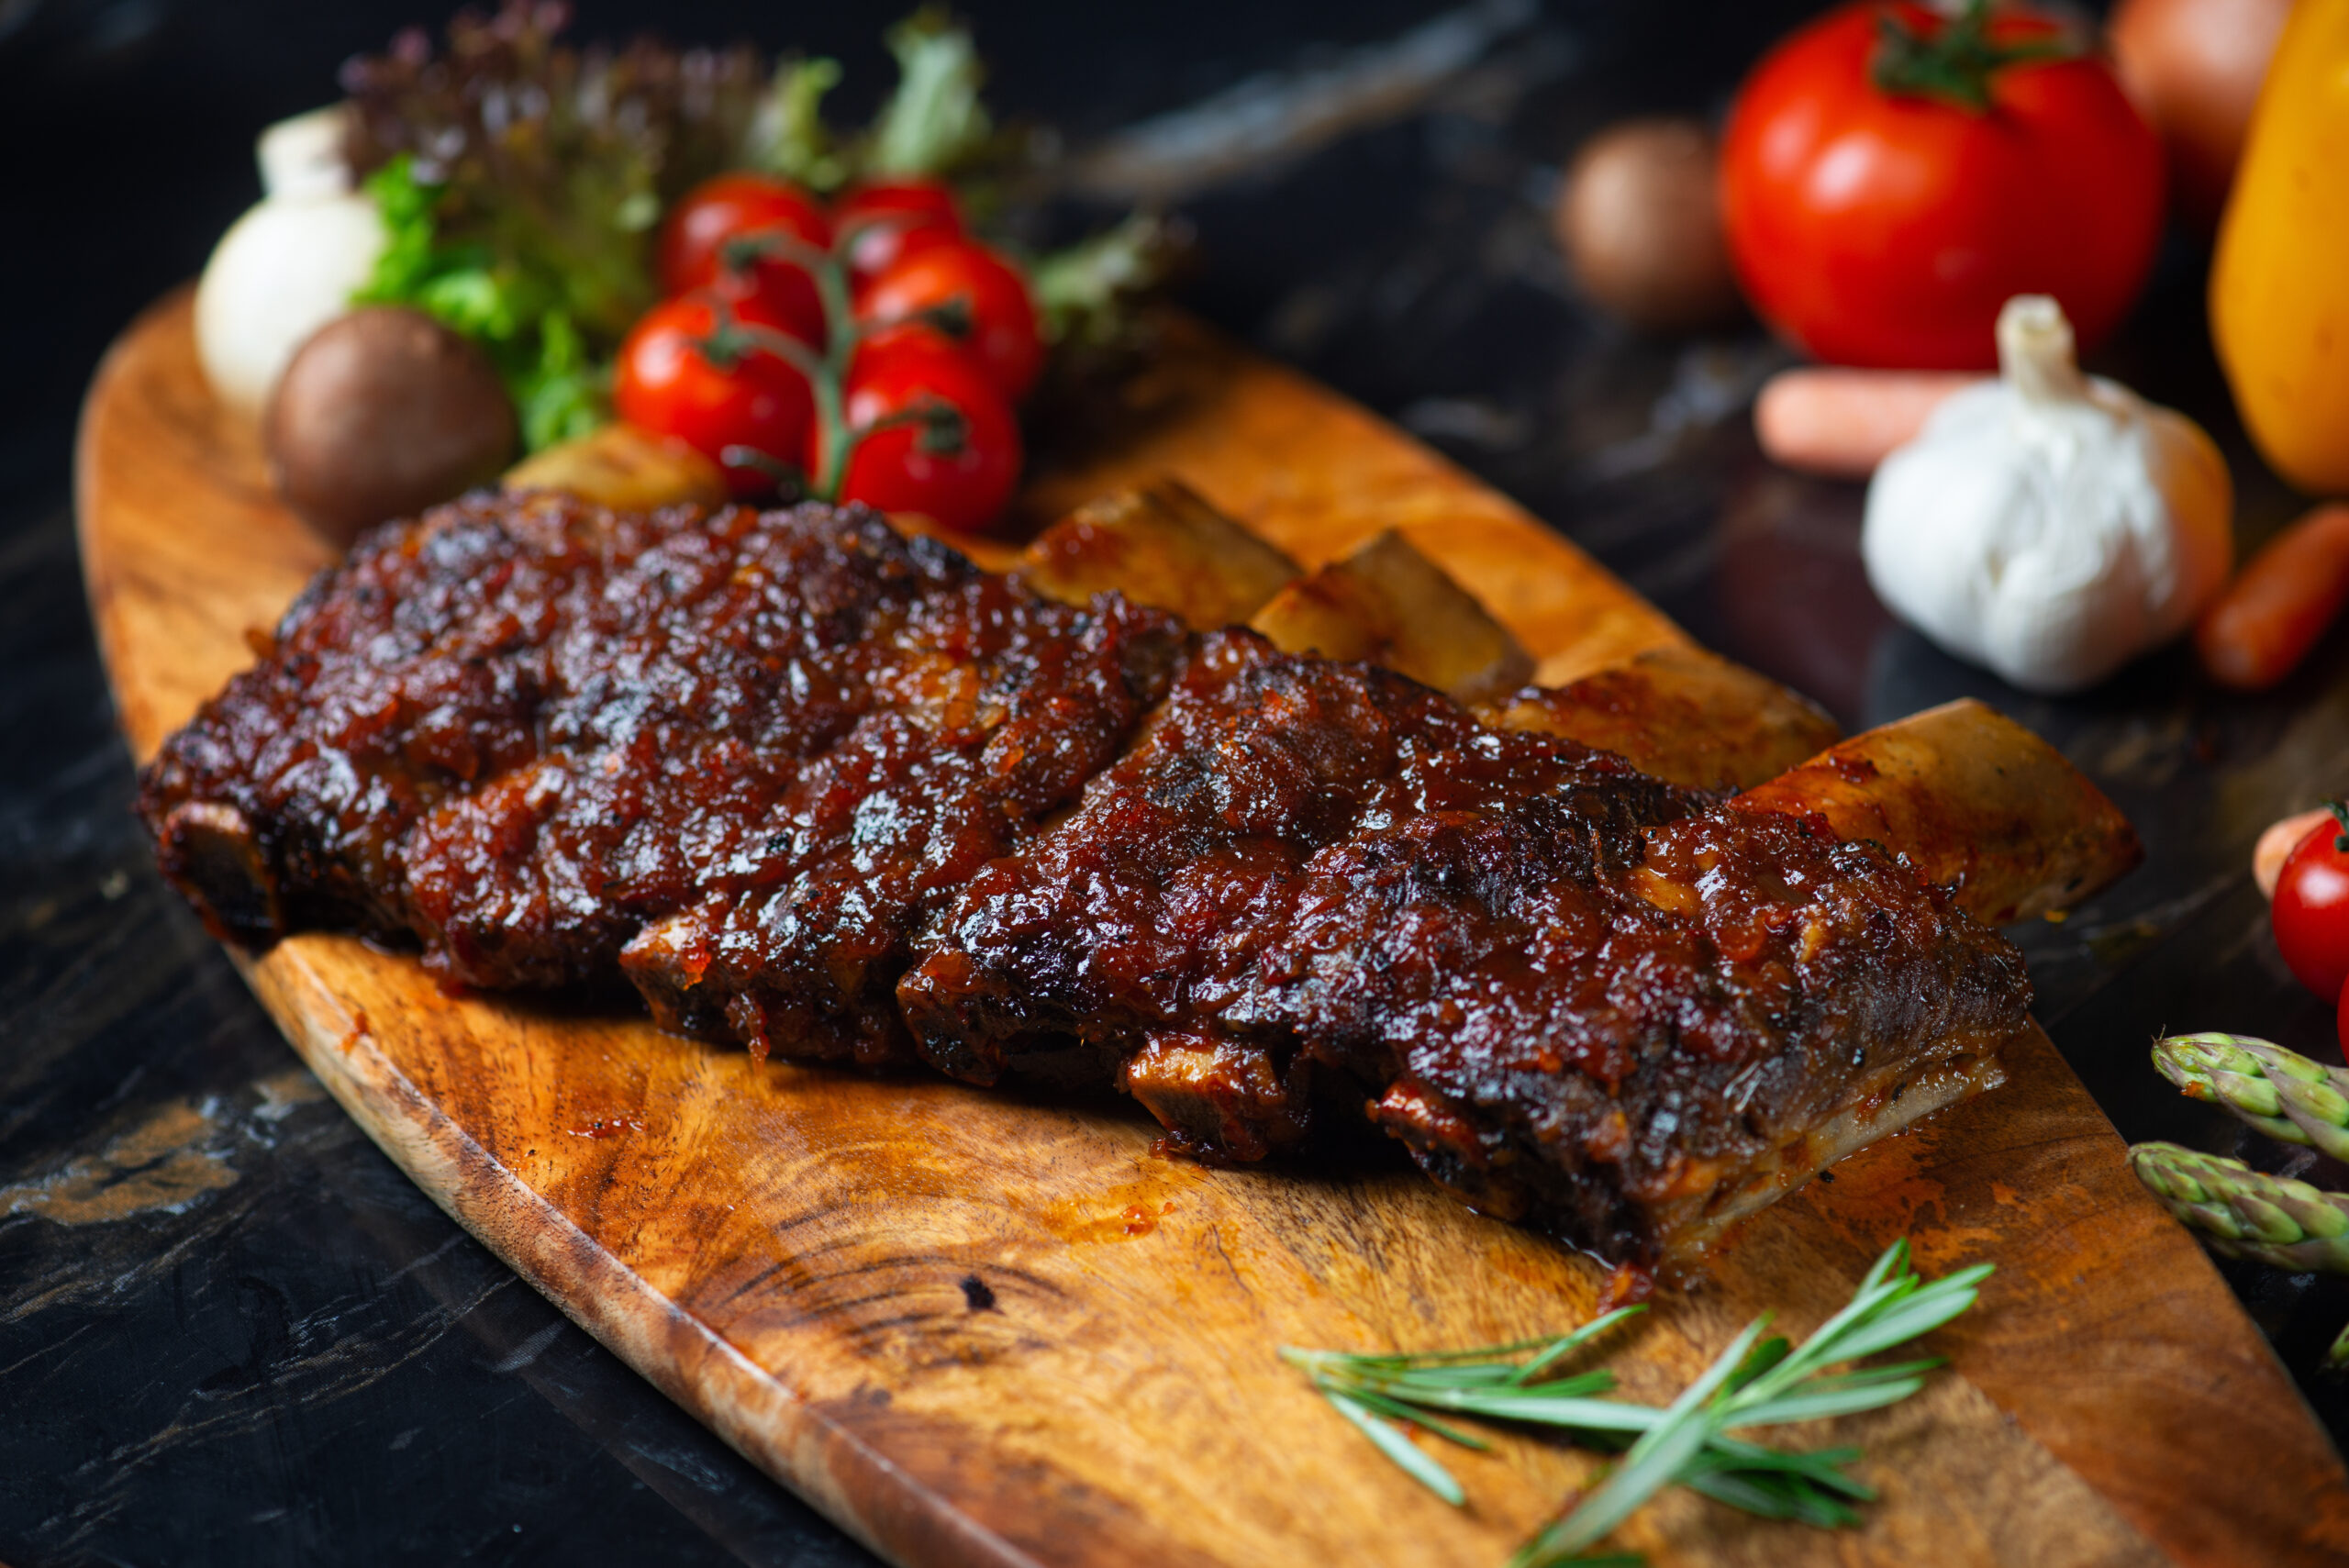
xmin=77 ymin=290 xmax=2349 ymax=1567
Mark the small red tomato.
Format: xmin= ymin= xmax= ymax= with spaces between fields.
xmin=856 ymin=238 xmax=1042 ymax=403
xmin=657 ymin=172 xmax=834 ymax=344
xmin=1719 ymin=0 xmax=2164 ymax=369
xmin=2274 ymin=804 xmax=2349 ymax=1002
xmin=615 ymin=292 xmax=815 ymax=498
xmin=835 ymin=178 xmax=963 ymax=287
xmin=822 ymin=334 xmax=1021 ymax=533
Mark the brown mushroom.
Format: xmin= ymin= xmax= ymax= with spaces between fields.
xmin=263 ymin=306 xmax=518 ymax=547
xmin=1554 ymin=117 xmax=1741 ymax=335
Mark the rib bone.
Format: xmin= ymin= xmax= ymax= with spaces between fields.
xmin=1486 ymin=645 xmax=1839 ymax=793
xmin=1731 ymin=699 xmax=2143 ymax=925
xmin=1017 ymin=479 xmax=1300 ymax=629
xmin=1249 ymin=528 xmax=1533 ymax=702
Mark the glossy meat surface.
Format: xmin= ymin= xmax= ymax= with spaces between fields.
xmin=139 ymin=495 xmax=1185 ymax=1058
xmin=1314 ymin=807 xmax=2027 ymax=1260
xmin=897 ymin=631 xmax=1702 ymax=1084
xmin=619 ymin=565 xmax=1186 ymax=1064
xmin=901 ymin=632 xmax=2032 ymax=1262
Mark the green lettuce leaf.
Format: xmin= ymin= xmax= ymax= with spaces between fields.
xmin=866 ymin=8 xmax=995 ymax=177
xmin=352 ymin=156 xmax=610 ymax=451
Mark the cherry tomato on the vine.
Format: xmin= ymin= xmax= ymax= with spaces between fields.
xmin=2275 ymin=804 xmax=2349 ymax=1003
xmin=822 ymin=332 xmax=1021 ymax=534
xmin=1719 ymin=0 xmax=2164 ymax=369
xmin=855 ymin=237 xmax=1042 ymax=404
xmin=657 ymin=172 xmax=834 ymax=345
xmin=835 ymin=178 xmax=964 ymax=288
xmin=615 ymin=292 xmax=815 ymax=498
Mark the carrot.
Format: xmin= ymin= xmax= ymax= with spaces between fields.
xmin=1753 ymin=368 xmax=1982 ymax=479
xmin=2196 ymin=503 xmax=2349 ymax=690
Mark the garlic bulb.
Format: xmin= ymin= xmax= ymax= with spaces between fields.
xmin=1862 ymin=295 xmax=2232 ymax=694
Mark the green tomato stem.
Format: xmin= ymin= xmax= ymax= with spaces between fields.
xmin=1871 ymin=0 xmax=2075 ymax=115
xmin=707 ymin=226 xmax=980 ymax=506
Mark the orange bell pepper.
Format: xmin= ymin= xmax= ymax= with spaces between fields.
xmin=2210 ymin=0 xmax=2349 ymax=495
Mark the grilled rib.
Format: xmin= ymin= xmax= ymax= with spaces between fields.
xmin=139 ymin=495 xmax=2104 ymax=1267
xmin=139 ymin=493 xmax=1187 ymax=1061
xmin=895 ymin=630 xmax=2032 ymax=1264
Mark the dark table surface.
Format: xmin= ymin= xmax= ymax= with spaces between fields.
xmin=7 ymin=1 xmax=2349 ymax=1562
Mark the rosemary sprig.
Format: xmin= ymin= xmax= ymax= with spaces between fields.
xmin=1283 ymin=1240 xmax=1990 ymax=1566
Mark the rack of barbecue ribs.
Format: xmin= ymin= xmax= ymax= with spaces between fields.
xmin=137 ymin=485 xmax=2140 ymax=1274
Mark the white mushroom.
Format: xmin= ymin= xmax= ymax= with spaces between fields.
xmin=257 ymin=104 xmax=355 ymax=201
xmin=193 ymin=106 xmax=385 ymax=418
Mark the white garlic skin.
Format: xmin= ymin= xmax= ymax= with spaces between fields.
xmin=1862 ymin=298 xmax=2232 ymax=694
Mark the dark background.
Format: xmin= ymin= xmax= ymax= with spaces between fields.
xmin=6 ymin=2 xmax=2347 ymax=1563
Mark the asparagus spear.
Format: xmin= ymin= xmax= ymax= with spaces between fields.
xmin=2152 ymin=1032 xmax=2349 ymax=1162
xmin=2129 ymin=1141 xmax=2349 ymax=1274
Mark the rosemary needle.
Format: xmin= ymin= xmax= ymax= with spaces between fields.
xmin=1324 ymin=1389 xmax=1468 ymax=1507
xmin=1282 ymin=1239 xmax=1990 ymax=1567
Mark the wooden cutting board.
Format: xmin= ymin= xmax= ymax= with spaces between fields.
xmin=77 ymin=290 xmax=2349 ymax=1568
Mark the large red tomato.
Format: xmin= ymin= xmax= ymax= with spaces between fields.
xmin=1720 ymin=1 xmax=2165 ymax=369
